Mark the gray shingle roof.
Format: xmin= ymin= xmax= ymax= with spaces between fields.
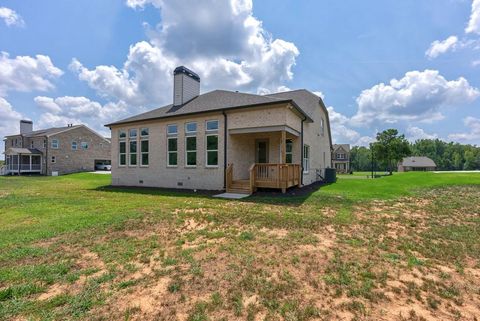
xmin=4 ymin=148 xmax=42 ymax=155
xmin=400 ymin=156 xmax=436 ymax=167
xmin=333 ymin=144 xmax=350 ymax=152
xmin=5 ymin=125 xmax=82 ymax=138
xmin=105 ymin=89 xmax=313 ymax=127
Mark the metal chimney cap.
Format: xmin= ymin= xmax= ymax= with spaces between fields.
xmin=173 ymin=66 xmax=200 ymax=82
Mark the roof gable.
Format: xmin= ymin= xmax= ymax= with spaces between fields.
xmin=400 ymin=156 xmax=436 ymax=167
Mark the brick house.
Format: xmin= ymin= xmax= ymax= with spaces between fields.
xmin=332 ymin=144 xmax=350 ymax=174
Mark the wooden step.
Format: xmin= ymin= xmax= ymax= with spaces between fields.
xmin=226 ymin=188 xmax=251 ymax=195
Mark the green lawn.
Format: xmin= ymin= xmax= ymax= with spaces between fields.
xmin=0 ymin=172 xmax=479 ymax=320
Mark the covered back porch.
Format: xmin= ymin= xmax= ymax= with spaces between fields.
xmin=4 ymin=148 xmax=43 ymax=175
xmin=226 ymin=126 xmax=302 ymax=194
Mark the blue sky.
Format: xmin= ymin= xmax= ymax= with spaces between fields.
xmin=1 ymin=0 xmax=480 ymax=158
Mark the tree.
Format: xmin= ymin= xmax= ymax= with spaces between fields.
xmin=350 ymin=146 xmax=371 ymax=171
xmin=371 ymin=129 xmax=411 ymax=174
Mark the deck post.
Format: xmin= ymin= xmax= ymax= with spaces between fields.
xmin=281 ymin=130 xmax=286 ymax=164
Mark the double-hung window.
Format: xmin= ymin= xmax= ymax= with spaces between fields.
xmin=51 ymin=139 xmax=59 ymax=149
xmin=185 ymin=122 xmax=197 ymax=167
xmin=205 ymin=120 xmax=219 ymax=167
xmin=167 ymin=124 xmax=178 ymax=166
xmin=71 ymin=141 xmax=77 ymax=150
xmin=140 ymin=128 xmax=149 ymax=166
xmin=286 ymin=139 xmax=293 ymax=164
xmin=81 ymin=142 xmax=89 ymax=150
xmin=119 ymin=130 xmax=126 ymax=166
xmin=129 ymin=129 xmax=137 ymax=166
xmin=303 ymin=145 xmax=310 ymax=173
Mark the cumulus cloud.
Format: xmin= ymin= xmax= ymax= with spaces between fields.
xmin=448 ymin=116 xmax=480 ymax=142
xmin=351 ymin=70 xmax=479 ymax=126
xmin=34 ymin=96 xmax=135 ymax=136
xmin=406 ymin=126 xmax=438 ymax=141
xmin=326 ymin=106 xmax=373 ymax=146
xmin=0 ymin=97 xmax=24 ymax=154
xmin=0 ymin=7 xmax=25 ymax=27
xmin=466 ymin=0 xmax=480 ymax=34
xmin=71 ymin=0 xmax=299 ymax=106
xmin=425 ymin=36 xmax=458 ymax=58
xmin=0 ymin=52 xmax=63 ymax=96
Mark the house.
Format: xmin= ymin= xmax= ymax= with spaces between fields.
xmin=398 ymin=156 xmax=436 ymax=172
xmin=332 ymin=144 xmax=350 ymax=174
xmin=106 ymin=66 xmax=332 ymax=194
xmin=2 ymin=120 xmax=111 ymax=176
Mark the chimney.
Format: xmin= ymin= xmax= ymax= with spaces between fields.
xmin=173 ymin=66 xmax=200 ymax=106
xmin=20 ymin=120 xmax=33 ymax=134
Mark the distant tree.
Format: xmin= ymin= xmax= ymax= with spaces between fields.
xmin=464 ymin=150 xmax=478 ymax=170
xmin=371 ymin=129 xmax=411 ymax=174
xmin=350 ymin=146 xmax=371 ymax=171
xmin=453 ymin=152 xmax=463 ymax=170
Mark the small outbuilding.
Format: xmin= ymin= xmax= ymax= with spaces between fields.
xmin=398 ymin=156 xmax=436 ymax=172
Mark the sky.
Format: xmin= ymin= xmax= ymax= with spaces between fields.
xmin=1 ymin=0 xmax=480 ymax=159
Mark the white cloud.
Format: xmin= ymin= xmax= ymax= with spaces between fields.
xmin=71 ymin=0 xmax=299 ymax=106
xmin=313 ymin=91 xmax=325 ymax=100
xmin=34 ymin=96 xmax=138 ymax=136
xmin=406 ymin=126 xmax=438 ymax=141
xmin=466 ymin=0 xmax=480 ymax=34
xmin=425 ymin=36 xmax=458 ymax=58
xmin=473 ymin=60 xmax=480 ymax=67
xmin=326 ymin=106 xmax=374 ymax=146
xmin=0 ymin=52 xmax=63 ymax=96
xmin=0 ymin=7 xmax=25 ymax=27
xmin=448 ymin=116 xmax=480 ymax=142
xmin=351 ymin=70 xmax=479 ymax=126
xmin=0 ymin=97 xmax=24 ymax=156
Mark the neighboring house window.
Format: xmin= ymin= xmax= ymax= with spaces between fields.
xmin=206 ymin=120 xmax=219 ymax=132
xmin=51 ymin=156 xmax=56 ymax=163
xmin=51 ymin=139 xmax=59 ymax=149
xmin=167 ymin=137 xmax=178 ymax=166
xmin=30 ymin=141 xmax=34 ymax=148
xmin=286 ymin=139 xmax=293 ymax=164
xmin=141 ymin=139 xmax=149 ymax=166
xmin=185 ymin=136 xmax=197 ymax=167
xmin=72 ymin=141 xmax=77 ymax=150
xmin=119 ymin=130 xmax=126 ymax=139
xmin=141 ymin=128 xmax=149 ymax=137
xmin=185 ymin=122 xmax=197 ymax=134
xmin=167 ymin=124 xmax=178 ymax=135
xmin=81 ymin=142 xmax=89 ymax=150
xmin=129 ymin=129 xmax=137 ymax=139
xmin=119 ymin=141 xmax=126 ymax=166
xmin=43 ymin=140 xmax=46 ymax=148
xmin=303 ymin=145 xmax=310 ymax=173
xmin=129 ymin=140 xmax=137 ymax=166
xmin=320 ymin=118 xmax=325 ymax=136
xmin=336 ymin=153 xmax=345 ymax=160
xmin=206 ymin=134 xmax=218 ymax=167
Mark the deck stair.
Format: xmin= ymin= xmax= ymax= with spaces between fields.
xmin=227 ymin=179 xmax=251 ymax=194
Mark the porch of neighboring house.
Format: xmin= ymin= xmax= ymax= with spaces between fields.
xmin=226 ymin=127 xmax=302 ymax=194
xmin=3 ymin=148 xmax=43 ymax=175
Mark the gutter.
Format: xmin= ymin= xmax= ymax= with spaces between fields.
xmin=223 ymin=111 xmax=228 ymax=189
xmin=45 ymin=137 xmax=48 ymax=176
xmin=301 ymin=116 xmax=305 ymax=186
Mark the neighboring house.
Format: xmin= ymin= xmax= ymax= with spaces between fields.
xmin=332 ymin=144 xmax=350 ymax=173
xmin=106 ymin=66 xmax=333 ymax=194
xmin=398 ymin=156 xmax=436 ymax=172
xmin=3 ymin=120 xmax=111 ymax=176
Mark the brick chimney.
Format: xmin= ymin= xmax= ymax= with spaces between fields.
xmin=20 ymin=120 xmax=33 ymax=134
xmin=173 ymin=66 xmax=200 ymax=106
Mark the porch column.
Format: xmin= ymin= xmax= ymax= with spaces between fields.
xmin=281 ymin=130 xmax=286 ymax=164
xmin=29 ymin=155 xmax=32 ymax=171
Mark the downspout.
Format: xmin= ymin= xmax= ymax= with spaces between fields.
xmin=223 ymin=111 xmax=228 ymax=189
xmin=301 ymin=117 xmax=305 ymax=186
xmin=45 ymin=137 xmax=48 ymax=176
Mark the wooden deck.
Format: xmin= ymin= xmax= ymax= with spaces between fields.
xmin=226 ymin=163 xmax=301 ymax=195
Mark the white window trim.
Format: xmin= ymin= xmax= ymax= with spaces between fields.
xmin=119 ymin=129 xmax=127 ymax=139
xmin=303 ymin=145 xmax=310 ymax=174
xmin=119 ymin=141 xmax=127 ymax=167
xmin=71 ymin=141 xmax=77 ymax=150
xmin=205 ymin=120 xmax=219 ymax=132
xmin=185 ymin=122 xmax=197 ymax=134
xmin=167 ymin=124 xmax=178 ymax=136
xmin=140 ymin=139 xmax=149 ymax=167
xmin=51 ymin=139 xmax=59 ymax=149
xmin=185 ymin=136 xmax=197 ymax=168
xmin=167 ymin=137 xmax=178 ymax=167
xmin=81 ymin=142 xmax=89 ymax=150
xmin=140 ymin=128 xmax=149 ymax=138
xmin=205 ymin=134 xmax=219 ymax=168
xmin=129 ymin=140 xmax=138 ymax=167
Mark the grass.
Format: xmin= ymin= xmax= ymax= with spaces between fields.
xmin=0 ymin=172 xmax=479 ymax=320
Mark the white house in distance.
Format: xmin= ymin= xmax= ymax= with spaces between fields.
xmin=332 ymin=144 xmax=350 ymax=174
xmin=106 ymin=66 xmax=333 ymax=194
xmin=398 ymin=156 xmax=436 ymax=172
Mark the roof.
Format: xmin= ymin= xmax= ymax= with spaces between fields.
xmin=5 ymin=125 xmax=82 ymax=138
xmin=400 ymin=156 xmax=436 ymax=167
xmin=4 ymin=148 xmax=42 ymax=155
xmin=105 ymin=89 xmax=313 ymax=126
xmin=333 ymin=144 xmax=350 ymax=152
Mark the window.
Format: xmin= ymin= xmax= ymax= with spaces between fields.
xmin=206 ymin=120 xmax=219 ymax=131
xmin=185 ymin=122 xmax=197 ymax=134
xmin=206 ymin=134 xmax=218 ymax=166
xmin=30 ymin=141 xmax=34 ymax=148
xmin=119 ymin=130 xmax=126 ymax=139
xmin=286 ymin=139 xmax=293 ymax=164
xmin=336 ymin=153 xmax=346 ymax=160
xmin=129 ymin=129 xmax=137 ymax=139
xmin=141 ymin=139 xmax=149 ymax=166
xmin=167 ymin=124 xmax=178 ymax=135
xmin=167 ymin=137 xmax=178 ymax=166
xmin=129 ymin=141 xmax=137 ymax=166
xmin=141 ymin=128 xmax=149 ymax=137
xmin=119 ymin=141 xmax=126 ymax=166
xmin=51 ymin=139 xmax=59 ymax=149
xmin=320 ymin=118 xmax=325 ymax=136
xmin=185 ymin=136 xmax=197 ymax=167
xmin=81 ymin=142 xmax=89 ymax=150
xmin=51 ymin=156 xmax=56 ymax=163
xmin=303 ymin=145 xmax=310 ymax=173
xmin=71 ymin=141 xmax=77 ymax=150
xmin=43 ymin=140 xmax=46 ymax=148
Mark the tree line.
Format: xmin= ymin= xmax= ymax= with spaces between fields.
xmin=350 ymin=129 xmax=480 ymax=172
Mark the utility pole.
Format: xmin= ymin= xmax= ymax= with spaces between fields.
xmin=370 ymin=144 xmax=374 ymax=179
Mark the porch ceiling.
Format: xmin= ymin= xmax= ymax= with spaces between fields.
xmin=4 ymin=148 xmax=43 ymax=155
xmin=229 ymin=125 xmax=300 ymax=137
